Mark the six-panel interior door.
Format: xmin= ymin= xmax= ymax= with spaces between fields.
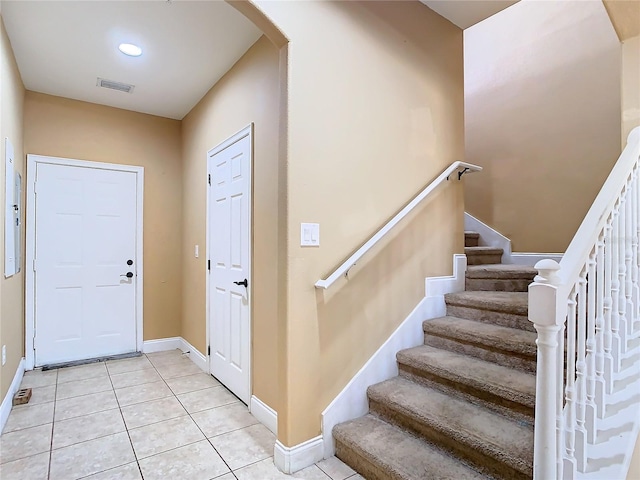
xmin=34 ymin=162 xmax=138 ymax=366
xmin=208 ymin=133 xmax=251 ymax=405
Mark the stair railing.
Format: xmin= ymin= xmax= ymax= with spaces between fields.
xmin=529 ymin=126 xmax=640 ymax=480
xmin=315 ymin=161 xmax=482 ymax=289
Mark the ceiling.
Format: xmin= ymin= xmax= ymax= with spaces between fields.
xmin=0 ymin=1 xmax=262 ymax=120
xmin=420 ymin=0 xmax=520 ymax=29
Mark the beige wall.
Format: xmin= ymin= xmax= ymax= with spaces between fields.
xmin=0 ymin=17 xmax=25 ymax=400
xmin=464 ymin=0 xmax=621 ymax=252
xmin=181 ymin=36 xmax=281 ymax=410
xmin=23 ymin=92 xmax=183 ymax=342
xmin=253 ymin=0 xmax=464 ymax=445
xmin=622 ymin=35 xmax=640 ymax=143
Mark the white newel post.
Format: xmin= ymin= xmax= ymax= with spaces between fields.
xmin=529 ymin=259 xmax=565 ymax=480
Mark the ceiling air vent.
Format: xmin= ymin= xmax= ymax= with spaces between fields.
xmin=96 ymin=78 xmax=135 ymax=94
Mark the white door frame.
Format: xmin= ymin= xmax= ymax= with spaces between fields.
xmin=205 ymin=124 xmax=253 ymax=402
xmin=25 ymin=154 xmax=144 ymax=370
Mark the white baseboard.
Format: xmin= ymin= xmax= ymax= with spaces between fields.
xmin=250 ymin=395 xmax=277 ymax=436
xmin=321 ymin=254 xmax=466 ymax=459
xmin=510 ymin=253 xmax=564 ymax=266
xmin=179 ymin=338 xmax=208 ymax=373
xmin=0 ymin=357 xmax=25 ymax=434
xmin=274 ymin=436 xmax=324 ymax=474
xmin=464 ymin=212 xmax=563 ymax=265
xmin=425 ymin=253 xmax=466 ymax=297
xmin=142 ymin=337 xmax=183 ymax=354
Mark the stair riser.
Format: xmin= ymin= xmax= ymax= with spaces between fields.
xmin=466 ymin=253 xmax=503 ymax=265
xmin=465 ymin=236 xmax=479 ymax=248
xmin=446 ymin=304 xmax=534 ymax=332
xmin=465 ymin=277 xmax=532 ymax=292
xmin=398 ymin=364 xmax=534 ymax=424
xmin=422 ymin=335 xmax=536 ymax=374
xmin=335 ymin=441 xmax=398 ymax=480
xmin=369 ymin=401 xmax=532 ymax=480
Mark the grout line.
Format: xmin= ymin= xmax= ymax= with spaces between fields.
xmin=47 ymin=371 xmax=58 ymax=480
xmin=106 ymin=361 xmax=145 ymax=480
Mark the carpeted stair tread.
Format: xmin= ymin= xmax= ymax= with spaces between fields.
xmin=465 ymin=246 xmax=503 ymax=255
xmin=466 ymin=264 xmax=537 ymax=279
xmin=464 ymin=231 xmax=480 ymax=238
xmin=423 ymin=316 xmax=536 ymax=357
xmin=368 ymin=377 xmax=533 ymax=478
xmin=446 ymin=291 xmax=528 ymax=316
xmin=333 ymin=414 xmax=487 ymax=480
xmin=397 ymin=345 xmax=535 ymax=414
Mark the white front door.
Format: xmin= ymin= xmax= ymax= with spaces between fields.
xmin=34 ymin=161 xmax=139 ymax=366
xmin=208 ymin=127 xmax=252 ymax=404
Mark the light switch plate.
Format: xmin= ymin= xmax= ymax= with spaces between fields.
xmin=301 ymin=223 xmax=320 ymax=247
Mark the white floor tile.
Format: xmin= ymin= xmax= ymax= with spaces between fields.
xmin=57 ymin=363 xmax=108 ymax=384
xmin=110 ymin=368 xmax=162 ymax=389
xmin=235 ymin=458 xmax=331 ymax=480
xmin=115 ymin=380 xmax=173 ymax=407
xmin=20 ymin=370 xmax=57 ymax=389
xmin=0 ymin=451 xmax=50 ymax=480
xmin=13 ymin=385 xmax=55 ymax=407
xmin=0 ymin=351 xmax=301 ymax=480
xmin=49 ymin=432 xmax=135 ymax=480
xmin=106 ymin=356 xmax=153 ymax=375
xmin=0 ymin=424 xmax=52 ymax=464
xmin=316 ymin=456 xmax=356 ymax=480
xmin=192 ymin=402 xmax=258 ymax=438
xmin=54 ymin=390 xmax=119 ymax=421
xmin=177 ymin=385 xmax=238 ymax=413
xmin=128 ymin=415 xmax=204 ymax=459
xmin=165 ymin=372 xmax=220 ymax=395
xmin=52 ymin=408 xmax=125 ymax=449
xmin=138 ymin=439 xmax=230 ymax=480
xmin=3 ymin=402 xmax=54 ymax=433
xmin=82 ymin=462 xmax=142 ymax=480
xmin=209 ymin=423 xmax=275 ymax=470
xmin=56 ymin=376 xmax=113 ymax=400
xmin=121 ymin=395 xmax=187 ymax=429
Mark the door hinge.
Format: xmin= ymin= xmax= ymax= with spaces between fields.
xmin=208 ymin=174 xmax=211 ymax=186
xmin=33 ymin=181 xmax=37 ymax=194
xmin=32 ymin=259 xmax=37 ymax=271
xmin=207 ymin=345 xmax=211 ymax=356
xmin=208 ymin=260 xmax=210 ymax=271
xmin=33 ymin=335 xmax=36 ymax=350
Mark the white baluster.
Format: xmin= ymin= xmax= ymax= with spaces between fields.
xmin=585 ymin=251 xmax=598 ymax=442
xmin=631 ymin=165 xmax=640 ymax=333
xmin=574 ymin=270 xmax=589 ymax=472
xmin=625 ymin=178 xmax=635 ymax=337
xmin=611 ymin=204 xmax=623 ymax=372
xmin=594 ymin=232 xmax=606 ymax=417
xmin=564 ymin=287 xmax=578 ymax=478
xmin=603 ymin=217 xmax=616 ymax=388
xmin=557 ymin=319 xmax=566 ymax=480
xmin=618 ymin=189 xmax=629 ymax=351
xmin=529 ymin=260 xmax=566 ymax=480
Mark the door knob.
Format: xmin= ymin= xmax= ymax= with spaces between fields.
xmin=120 ymin=272 xmax=134 ymax=278
xmin=233 ymin=278 xmax=248 ymax=288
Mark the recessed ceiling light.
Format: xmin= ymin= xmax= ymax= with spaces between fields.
xmin=118 ymin=43 xmax=142 ymax=57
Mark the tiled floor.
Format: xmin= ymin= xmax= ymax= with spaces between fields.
xmin=0 ymin=349 xmax=364 ymax=480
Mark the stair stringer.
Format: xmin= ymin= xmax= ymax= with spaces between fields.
xmin=321 ymin=254 xmax=466 ymax=459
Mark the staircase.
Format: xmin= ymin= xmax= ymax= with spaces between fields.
xmin=333 ymin=232 xmax=539 ymax=479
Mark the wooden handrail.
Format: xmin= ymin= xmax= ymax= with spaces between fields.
xmin=315 ymin=161 xmax=482 ymax=289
